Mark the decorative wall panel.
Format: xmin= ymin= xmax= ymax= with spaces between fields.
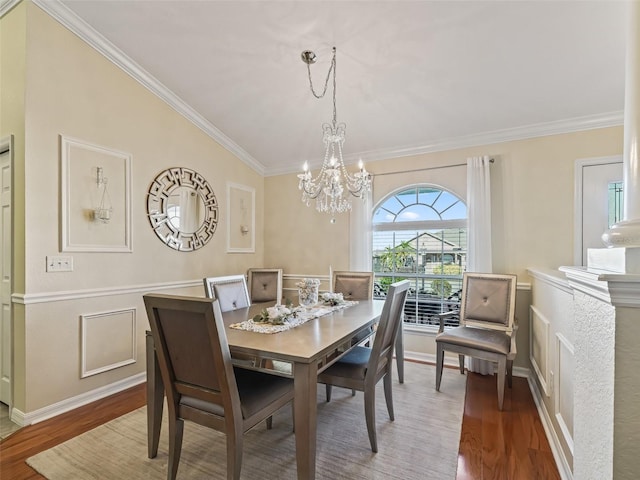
xmin=81 ymin=308 xmax=136 ymax=378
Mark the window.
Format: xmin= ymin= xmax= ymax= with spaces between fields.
xmin=372 ymin=186 xmax=467 ymax=328
xmin=608 ymin=181 xmax=623 ymax=228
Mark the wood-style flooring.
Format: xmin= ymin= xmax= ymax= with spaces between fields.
xmin=0 ymin=367 xmax=560 ymax=480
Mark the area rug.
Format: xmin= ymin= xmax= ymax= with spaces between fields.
xmin=27 ymin=362 xmax=465 ymax=479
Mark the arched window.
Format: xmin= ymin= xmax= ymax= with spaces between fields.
xmin=372 ymin=186 xmax=467 ymax=328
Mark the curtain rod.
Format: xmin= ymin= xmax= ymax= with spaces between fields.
xmin=372 ymin=158 xmax=494 ymax=177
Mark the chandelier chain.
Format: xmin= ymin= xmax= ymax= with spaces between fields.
xmin=298 ymin=46 xmax=371 ymax=216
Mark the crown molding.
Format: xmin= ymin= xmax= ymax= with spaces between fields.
xmin=32 ymin=0 xmax=265 ymax=176
xmin=267 ymin=111 xmax=624 ymax=176
xmin=0 ymin=0 xmax=20 ymax=17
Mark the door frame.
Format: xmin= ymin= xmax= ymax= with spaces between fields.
xmin=574 ymin=155 xmax=623 ymax=266
xmin=0 ymin=135 xmax=13 ymax=409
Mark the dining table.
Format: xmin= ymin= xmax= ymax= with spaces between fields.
xmin=145 ymin=298 xmax=385 ymax=480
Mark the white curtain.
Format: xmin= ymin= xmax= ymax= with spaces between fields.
xmin=466 ymin=155 xmax=493 ymax=374
xmin=349 ymin=188 xmax=373 ymax=271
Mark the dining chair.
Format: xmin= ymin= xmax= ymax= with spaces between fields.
xmin=246 ymin=268 xmax=283 ymax=304
xmin=143 ymin=294 xmax=294 ymax=480
xmin=332 ymin=270 xmax=374 ymax=301
xmin=203 ymin=274 xmax=250 ymax=312
xmin=435 ymin=272 xmax=517 ymax=410
xmin=317 ymin=279 xmax=410 ymax=453
xmin=333 ymin=270 xmax=405 ymax=385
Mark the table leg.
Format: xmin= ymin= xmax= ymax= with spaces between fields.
xmin=395 ymin=317 xmax=404 ymax=383
xmin=145 ymin=331 xmax=164 ymax=458
xmin=293 ymin=361 xmax=318 ymax=480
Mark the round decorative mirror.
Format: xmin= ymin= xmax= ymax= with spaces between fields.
xmin=147 ymin=167 xmax=218 ymax=251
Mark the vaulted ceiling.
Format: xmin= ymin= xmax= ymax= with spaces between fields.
xmin=40 ymin=0 xmax=628 ymax=175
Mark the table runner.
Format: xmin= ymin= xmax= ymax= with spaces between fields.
xmin=230 ymin=301 xmax=357 ymax=334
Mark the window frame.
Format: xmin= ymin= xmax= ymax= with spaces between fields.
xmin=371 ymin=184 xmax=467 ymax=331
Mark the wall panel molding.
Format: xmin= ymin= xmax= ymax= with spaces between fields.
xmin=555 ymin=332 xmax=575 ymax=455
xmin=530 ymin=305 xmax=550 ymax=396
xmin=81 ymin=308 xmax=136 ymax=378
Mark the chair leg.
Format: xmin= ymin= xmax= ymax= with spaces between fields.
xmin=364 ymin=384 xmax=378 ymax=453
xmin=395 ymin=320 xmax=405 ymax=384
xmin=435 ymin=344 xmax=444 ymax=391
xmin=458 ymin=354 xmax=465 ymax=374
xmin=497 ymin=357 xmax=507 ymax=411
xmin=266 ymin=416 xmax=273 ymax=430
xmin=167 ymin=417 xmax=184 ymax=480
xmin=383 ymin=371 xmax=394 ymax=421
xmin=325 ymin=384 xmax=332 ymax=402
xmin=227 ymin=428 xmax=243 ymax=480
xmin=507 ymin=359 xmax=514 ymax=388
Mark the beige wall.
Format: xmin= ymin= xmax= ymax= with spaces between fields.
xmin=7 ymin=3 xmax=266 ymax=414
xmin=266 ymin=128 xmax=622 ymax=282
xmin=265 ymin=128 xmax=622 ymax=366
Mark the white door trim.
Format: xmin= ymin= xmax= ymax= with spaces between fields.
xmin=574 ymin=155 xmax=623 ymax=266
xmin=0 ymin=135 xmax=14 ymax=407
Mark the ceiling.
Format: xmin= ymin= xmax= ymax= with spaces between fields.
xmin=39 ymin=0 xmax=629 ymax=175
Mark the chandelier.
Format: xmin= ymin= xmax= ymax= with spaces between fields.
xmin=297 ymin=47 xmax=371 ymax=216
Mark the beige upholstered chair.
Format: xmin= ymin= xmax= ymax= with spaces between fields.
xmin=143 ymin=294 xmax=294 ymax=480
xmin=332 ymin=270 xmax=374 ymax=301
xmin=203 ymin=275 xmax=250 ymax=312
xmin=435 ymin=272 xmax=517 ymax=410
xmin=317 ymin=280 xmax=410 ymax=453
xmin=246 ymin=268 xmax=283 ymax=304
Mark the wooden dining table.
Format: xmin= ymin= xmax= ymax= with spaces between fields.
xmin=145 ymin=299 xmax=385 ymax=480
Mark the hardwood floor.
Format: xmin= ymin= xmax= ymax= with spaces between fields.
xmin=0 ymin=369 xmax=560 ymax=480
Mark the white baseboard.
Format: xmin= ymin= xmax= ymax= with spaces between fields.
xmin=404 ymin=351 xmax=529 ymax=378
xmin=526 ymin=373 xmax=573 ymax=480
xmin=12 ymin=372 xmax=146 ymax=426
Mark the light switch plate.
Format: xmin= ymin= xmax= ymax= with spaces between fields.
xmin=46 ymin=255 xmax=74 ymax=272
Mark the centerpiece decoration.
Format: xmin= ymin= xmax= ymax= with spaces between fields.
xmin=253 ymin=301 xmax=298 ymax=325
xmin=297 ymin=278 xmax=320 ymax=307
xmin=321 ymin=292 xmax=346 ymax=306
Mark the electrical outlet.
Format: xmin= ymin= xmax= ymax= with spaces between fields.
xmin=46 ymin=255 xmax=74 ymax=272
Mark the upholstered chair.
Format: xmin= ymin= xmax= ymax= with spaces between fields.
xmin=246 ymin=268 xmax=283 ymax=304
xmin=317 ymin=280 xmax=410 ymax=453
xmin=435 ymin=272 xmax=517 ymax=410
xmin=143 ymin=294 xmax=294 ymax=480
xmin=203 ymin=275 xmax=250 ymax=312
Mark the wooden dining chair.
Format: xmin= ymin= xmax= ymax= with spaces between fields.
xmin=143 ymin=294 xmax=294 ymax=480
xmin=203 ymin=274 xmax=250 ymax=311
xmin=317 ymin=279 xmax=410 ymax=453
xmin=246 ymin=268 xmax=283 ymax=304
xmin=435 ymin=272 xmax=517 ymax=410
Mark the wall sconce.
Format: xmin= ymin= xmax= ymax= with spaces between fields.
xmin=93 ymin=167 xmax=113 ymax=223
xmin=240 ymin=225 xmax=249 ymax=235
